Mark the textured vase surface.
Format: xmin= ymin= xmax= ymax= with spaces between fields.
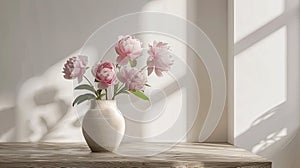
xmin=82 ymin=100 xmax=125 ymax=152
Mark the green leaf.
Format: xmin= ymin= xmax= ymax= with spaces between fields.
xmin=129 ymin=90 xmax=149 ymax=100
xmin=74 ymin=84 xmax=95 ymax=93
xmin=96 ymin=89 xmax=102 ymax=96
xmin=145 ymin=83 xmax=151 ymax=87
xmin=72 ymin=93 xmax=96 ymax=106
xmin=114 ymin=83 xmax=119 ymax=95
xmin=129 ymin=60 xmax=137 ymax=67
xmin=119 ymin=90 xmax=129 ymax=94
xmin=96 ymin=93 xmax=106 ymax=100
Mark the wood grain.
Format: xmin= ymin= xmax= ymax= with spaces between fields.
xmin=0 ymin=142 xmax=271 ymax=168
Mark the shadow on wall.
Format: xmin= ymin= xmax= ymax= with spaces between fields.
xmin=234 ymin=0 xmax=300 ymax=167
xmin=0 ymin=107 xmax=16 ymax=141
xmin=0 ymin=57 xmax=83 ymax=142
xmin=236 ymin=104 xmax=288 ymax=153
xmin=0 ymin=58 xmax=80 ymax=142
xmin=30 ymin=87 xmax=78 ymax=141
xmin=236 ymin=103 xmax=300 ymax=167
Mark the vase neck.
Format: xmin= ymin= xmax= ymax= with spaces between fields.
xmin=90 ymin=100 xmax=117 ymax=109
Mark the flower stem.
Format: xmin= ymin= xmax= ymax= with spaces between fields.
xmin=83 ymin=75 xmax=98 ymax=98
xmin=83 ymin=75 xmax=93 ymax=86
xmin=112 ymin=84 xmax=125 ymax=100
xmin=105 ymin=89 xmax=108 ymax=100
xmin=115 ymin=86 xmax=126 ymax=95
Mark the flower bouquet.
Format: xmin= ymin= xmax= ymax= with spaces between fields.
xmin=62 ymin=35 xmax=174 ymax=152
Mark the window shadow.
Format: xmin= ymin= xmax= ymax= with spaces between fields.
xmin=234 ymin=0 xmax=300 ymax=167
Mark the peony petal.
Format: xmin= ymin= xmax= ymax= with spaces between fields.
xmin=115 ymin=46 xmax=123 ymax=56
xmin=117 ymin=67 xmax=147 ymax=91
xmin=117 ymin=56 xmax=129 ymax=65
xmin=155 ymin=68 xmax=163 ymax=77
xmin=98 ymin=81 xmax=109 ymax=89
xmin=78 ymin=55 xmax=88 ymax=66
xmin=91 ymin=61 xmax=117 ymax=89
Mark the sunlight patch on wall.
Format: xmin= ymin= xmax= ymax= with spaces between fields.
xmin=234 ymin=26 xmax=287 ymax=137
xmin=234 ymin=0 xmax=285 ymax=43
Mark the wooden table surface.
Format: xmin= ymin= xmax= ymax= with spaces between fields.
xmin=0 ymin=142 xmax=271 ymax=168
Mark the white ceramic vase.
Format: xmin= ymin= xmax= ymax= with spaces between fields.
xmin=82 ymin=100 xmax=125 ymax=152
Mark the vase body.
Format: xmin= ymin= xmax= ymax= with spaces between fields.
xmin=82 ymin=100 xmax=125 ymax=152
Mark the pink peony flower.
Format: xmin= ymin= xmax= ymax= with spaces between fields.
xmin=147 ymin=41 xmax=174 ymax=77
xmin=92 ymin=61 xmax=117 ymax=89
xmin=115 ymin=35 xmax=143 ymax=65
xmin=117 ymin=67 xmax=147 ymax=91
xmin=63 ymin=55 xmax=88 ymax=82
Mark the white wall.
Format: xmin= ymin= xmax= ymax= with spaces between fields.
xmin=0 ymin=0 xmax=228 ymax=142
xmin=232 ymin=0 xmax=300 ymax=167
xmin=194 ymin=0 xmax=228 ymax=142
xmin=186 ymin=0 xmax=229 ymax=142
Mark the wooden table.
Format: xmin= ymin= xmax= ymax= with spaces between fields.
xmin=0 ymin=142 xmax=271 ymax=168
